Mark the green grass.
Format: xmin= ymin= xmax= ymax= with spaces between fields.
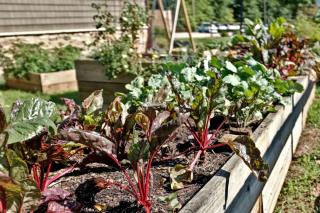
xmin=275 ymin=85 xmax=320 ymax=213
xmin=275 ymin=148 xmax=320 ymax=213
xmin=0 ymin=78 xmax=80 ymax=115
xmin=306 ymin=86 xmax=320 ymax=128
xmin=177 ymin=37 xmax=231 ymax=50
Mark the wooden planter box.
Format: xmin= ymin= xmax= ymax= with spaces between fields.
xmin=5 ymin=70 xmax=78 ymax=94
xmin=180 ymin=73 xmax=316 ymax=213
xmin=75 ymin=59 xmax=136 ymax=104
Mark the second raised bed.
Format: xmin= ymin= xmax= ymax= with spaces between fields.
xmin=179 ymin=73 xmax=316 ymax=213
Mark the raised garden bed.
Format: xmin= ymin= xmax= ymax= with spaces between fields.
xmin=75 ymin=59 xmax=136 ymax=104
xmin=5 ymin=70 xmax=78 ymax=94
xmin=57 ymin=72 xmax=316 ymax=212
xmin=180 ymin=73 xmax=316 ymax=213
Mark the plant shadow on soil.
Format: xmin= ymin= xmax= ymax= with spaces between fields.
xmin=51 ymin=127 xmax=231 ymax=213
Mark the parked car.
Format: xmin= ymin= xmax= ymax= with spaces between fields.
xmin=217 ymin=24 xmax=228 ymax=31
xmin=197 ymin=22 xmax=218 ymax=33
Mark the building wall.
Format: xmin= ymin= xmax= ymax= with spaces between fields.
xmin=0 ymin=0 xmax=145 ymax=35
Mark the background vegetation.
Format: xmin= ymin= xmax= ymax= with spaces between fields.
xmin=159 ymin=0 xmax=319 ymax=34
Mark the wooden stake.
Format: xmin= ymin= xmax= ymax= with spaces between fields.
xmin=157 ymin=0 xmax=171 ymax=40
xmin=181 ymin=0 xmax=196 ymax=52
xmin=169 ymin=0 xmax=181 ymax=54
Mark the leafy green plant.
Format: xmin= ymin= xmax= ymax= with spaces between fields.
xmin=0 ymin=148 xmax=41 ymax=213
xmin=1 ymin=43 xmax=80 ymax=78
xmin=120 ymin=74 xmax=171 ymax=109
xmin=120 ymin=56 xmax=302 ymax=187
xmin=60 ymin=103 xmax=187 ymax=213
xmin=92 ymin=39 xmax=143 ymax=79
xmin=164 ymin=60 xmax=228 ymax=172
xmin=231 ymin=17 xmax=316 ymax=77
xmin=0 ymin=104 xmax=43 ymax=212
xmin=51 ymin=45 xmax=81 ymax=72
xmin=120 ymin=58 xmax=271 ymax=184
xmin=0 ymin=99 xmax=77 ymax=213
xmin=3 ymin=98 xmax=57 ymax=145
xmin=91 ymin=1 xmax=148 ymax=79
xmin=212 ymin=57 xmax=303 ymax=127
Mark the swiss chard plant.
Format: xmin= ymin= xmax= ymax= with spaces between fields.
xmin=0 ymin=103 xmax=43 ymax=212
xmin=164 ymin=60 xmax=229 ymax=173
xmin=0 ymin=148 xmax=41 ymax=213
xmin=119 ymin=74 xmax=172 ymax=110
xmin=160 ymin=59 xmax=269 ymax=188
xmin=0 ymin=99 xmax=77 ymax=213
xmin=59 ymin=103 xmax=187 ymax=213
xmin=231 ymin=17 xmax=316 ymax=77
xmin=118 ymin=54 xmax=304 ymax=190
xmin=211 ymin=57 xmax=303 ymax=127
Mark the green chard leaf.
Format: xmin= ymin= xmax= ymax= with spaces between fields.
xmin=128 ymin=131 xmax=150 ymax=166
xmin=82 ymin=89 xmax=104 ymax=115
xmin=225 ymin=61 xmax=237 ymax=73
xmin=0 ymin=105 xmax=6 ymax=133
xmin=6 ymin=98 xmax=57 ymax=144
xmin=0 ymin=149 xmax=41 ymax=213
xmin=223 ymin=74 xmax=241 ymax=86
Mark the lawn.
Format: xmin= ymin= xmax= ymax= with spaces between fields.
xmin=0 ymin=76 xmax=80 ymax=115
xmin=275 ymin=85 xmax=320 ymax=213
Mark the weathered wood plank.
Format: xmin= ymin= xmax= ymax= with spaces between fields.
xmin=0 ymin=18 xmax=93 ymax=26
xmin=261 ymin=134 xmax=293 ymax=213
xmin=0 ymin=0 xmax=145 ymax=33
xmin=0 ymin=24 xmax=94 ymax=32
xmin=0 ymin=5 xmax=95 ymax=12
xmin=0 ymin=0 xmax=105 ymax=4
xmin=77 ymin=81 xmax=128 ymax=98
xmin=40 ymin=70 xmax=77 ymax=85
xmin=75 ymin=60 xmax=136 ymax=83
xmin=5 ymin=78 xmax=42 ymax=91
xmin=261 ymin=78 xmax=316 ymax=213
xmin=42 ymin=81 xmax=78 ymax=94
xmin=0 ymin=11 xmax=95 ymax=19
xmin=5 ymin=70 xmax=78 ymax=94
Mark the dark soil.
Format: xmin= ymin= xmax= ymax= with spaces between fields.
xmin=50 ymin=126 xmax=231 ymax=213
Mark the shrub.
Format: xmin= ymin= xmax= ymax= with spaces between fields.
xmin=0 ymin=43 xmax=80 ymax=78
xmin=91 ymin=1 xmax=149 ymax=79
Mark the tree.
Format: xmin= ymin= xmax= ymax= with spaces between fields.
xmin=184 ymin=0 xmax=214 ymax=29
xmin=234 ymin=0 xmax=262 ymax=22
xmin=211 ymin=0 xmax=235 ymax=23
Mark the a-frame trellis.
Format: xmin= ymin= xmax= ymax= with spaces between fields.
xmin=152 ymin=0 xmax=196 ymax=54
